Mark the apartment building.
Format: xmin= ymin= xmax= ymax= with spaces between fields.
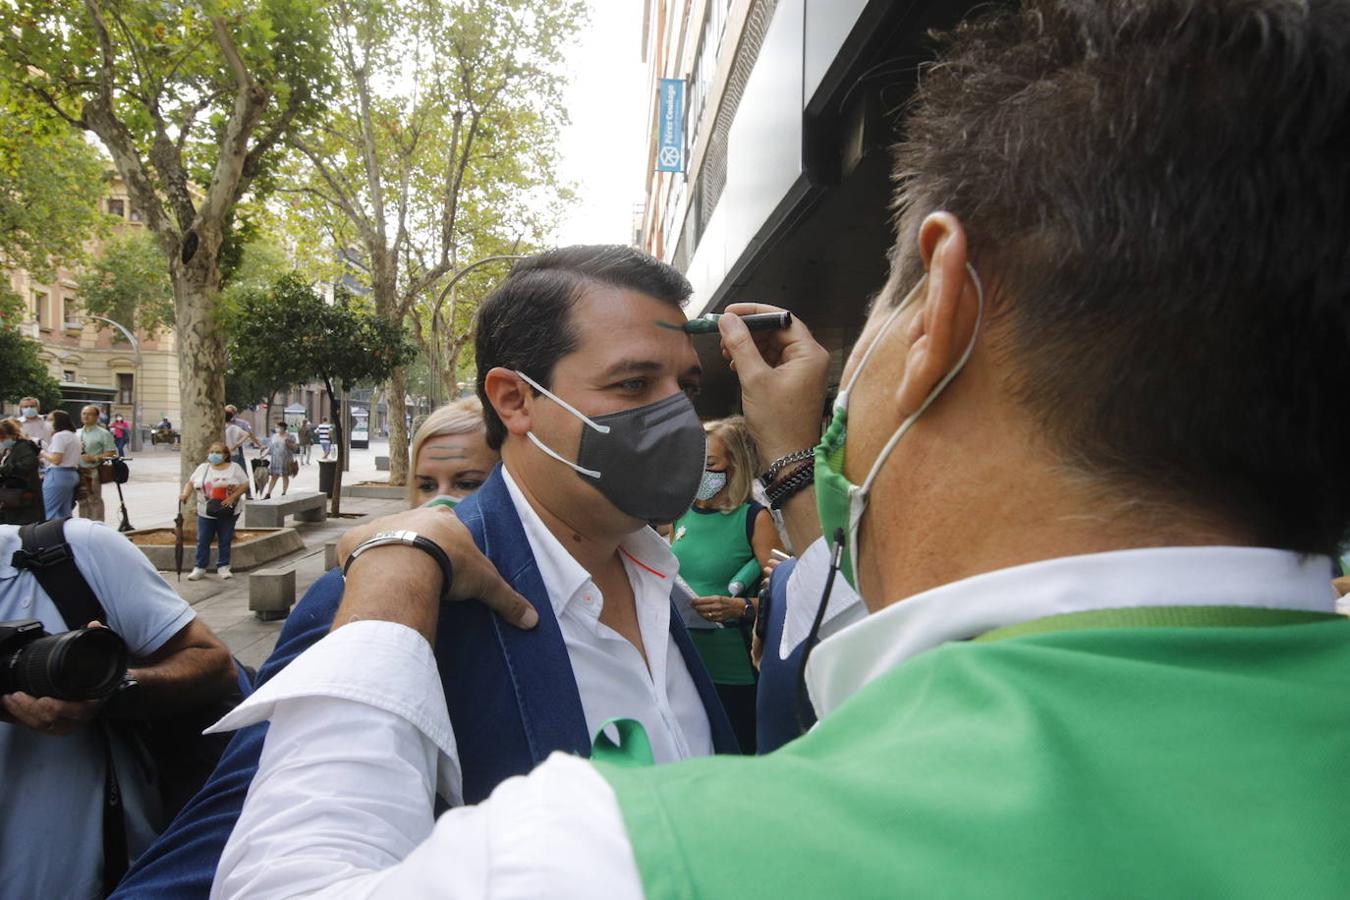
xmin=4 ymin=173 xmax=181 ymax=443
xmin=641 ymin=0 xmax=979 ymax=410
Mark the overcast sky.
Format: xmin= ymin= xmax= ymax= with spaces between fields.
xmin=552 ymin=0 xmax=650 ymax=247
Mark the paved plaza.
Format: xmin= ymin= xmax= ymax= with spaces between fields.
xmin=81 ymin=440 xmax=407 ymax=669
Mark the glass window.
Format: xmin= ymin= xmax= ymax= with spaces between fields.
xmin=117 ymin=373 xmax=134 ymax=405
xmin=63 ymin=296 xmax=80 ymax=329
xmin=108 ymin=198 xmax=125 ymax=217
xmin=34 ymin=290 xmax=49 ymax=329
xmin=62 ymin=370 xmax=75 ymax=383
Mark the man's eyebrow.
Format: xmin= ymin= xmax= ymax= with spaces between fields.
xmin=598 ymin=359 xmax=664 ymax=380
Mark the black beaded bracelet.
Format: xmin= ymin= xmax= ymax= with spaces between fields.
xmin=766 ymin=460 xmax=816 ymax=509
xmin=759 ymin=448 xmax=815 ymax=487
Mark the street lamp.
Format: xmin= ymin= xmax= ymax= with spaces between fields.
xmin=76 ymin=314 xmax=143 ymax=452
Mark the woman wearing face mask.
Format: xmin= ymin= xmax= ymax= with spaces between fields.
xmin=179 ymin=441 xmax=250 ymax=580
xmin=0 ymin=418 xmax=42 ymax=525
xmin=670 ymin=416 xmax=781 ymax=752
xmin=40 ymin=409 xmax=81 ymax=519
xmin=261 ymin=422 xmax=299 ymax=499
xmin=408 ymin=397 xmax=499 ymax=508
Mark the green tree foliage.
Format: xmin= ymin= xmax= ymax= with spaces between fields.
xmin=279 ymin=0 xmax=582 ymax=485
xmin=0 ymin=0 xmax=333 ymax=480
xmin=226 ymin=272 xmax=414 ymax=511
xmin=0 ymin=291 xmax=60 ymax=407
xmin=0 ymin=83 xmax=108 ymax=282
xmin=76 ymin=230 xmax=175 ymax=335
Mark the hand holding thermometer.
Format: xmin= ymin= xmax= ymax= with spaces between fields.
xmin=658 ymin=311 xmax=794 ymax=335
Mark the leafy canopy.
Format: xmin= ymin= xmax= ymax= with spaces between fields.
xmin=77 ymin=230 xmax=176 ymax=335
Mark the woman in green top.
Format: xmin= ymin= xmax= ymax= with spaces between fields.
xmin=670 ymin=416 xmax=780 ymax=752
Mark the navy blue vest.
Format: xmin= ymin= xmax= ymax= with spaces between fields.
xmin=755 ymin=557 xmax=818 ymax=754
xmin=113 ymin=467 xmax=738 ymax=898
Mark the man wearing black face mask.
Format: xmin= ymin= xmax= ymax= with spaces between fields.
xmin=208 ymin=3 xmax=1350 ymax=898
xmin=112 ymin=246 xmax=738 ymax=899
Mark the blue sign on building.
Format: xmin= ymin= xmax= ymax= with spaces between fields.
xmin=657 ymin=78 xmax=685 ymax=173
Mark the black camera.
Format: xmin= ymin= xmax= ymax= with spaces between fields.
xmin=0 ymin=620 xmax=128 ymax=701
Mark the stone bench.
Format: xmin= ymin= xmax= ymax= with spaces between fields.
xmin=250 ymin=567 xmax=295 ymax=621
xmin=244 ymin=492 xmax=327 ymax=528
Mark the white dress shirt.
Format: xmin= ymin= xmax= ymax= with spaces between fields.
xmin=497 ymin=468 xmax=712 ymax=763
xmin=211 ymin=546 xmax=1338 ymax=899
xmin=778 ymin=537 xmax=866 ymax=660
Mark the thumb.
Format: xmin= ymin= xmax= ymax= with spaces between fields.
xmin=717 ymin=312 xmax=770 ymax=382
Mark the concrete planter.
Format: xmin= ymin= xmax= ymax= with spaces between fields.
xmin=342 ymin=482 xmax=404 ymax=500
xmin=127 ymin=526 xmax=304 ymax=573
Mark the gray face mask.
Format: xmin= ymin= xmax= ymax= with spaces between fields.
xmin=515 ymin=370 xmax=706 ymax=523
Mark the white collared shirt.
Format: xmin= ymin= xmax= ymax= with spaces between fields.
xmin=211 ymin=546 xmax=1338 ymax=899
xmin=497 ymin=467 xmax=712 ymax=764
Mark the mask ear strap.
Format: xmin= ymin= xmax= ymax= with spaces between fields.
xmin=837 ymin=278 xmax=926 ymax=406
xmin=858 ymin=263 xmax=986 ymax=499
xmin=525 ymin=431 xmax=602 ymax=479
xmin=515 ymin=370 xmax=612 ymax=434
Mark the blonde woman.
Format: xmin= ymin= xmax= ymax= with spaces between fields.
xmin=408 ymin=397 xmax=499 ymax=507
xmin=669 ymin=415 xmax=780 ymax=752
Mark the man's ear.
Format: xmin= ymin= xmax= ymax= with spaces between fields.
xmin=483 ymin=367 xmax=533 ymax=439
xmin=895 ymin=213 xmax=974 ymax=416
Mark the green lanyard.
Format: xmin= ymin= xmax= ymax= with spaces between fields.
xmin=975 ymin=605 xmax=1343 ymax=644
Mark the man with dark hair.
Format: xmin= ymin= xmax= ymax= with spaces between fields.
xmin=111 ymin=245 xmax=737 ymax=898
xmin=212 ymin=3 xmax=1350 ymax=897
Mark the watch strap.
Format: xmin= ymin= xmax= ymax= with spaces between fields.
xmin=343 ymin=530 xmax=455 ymax=604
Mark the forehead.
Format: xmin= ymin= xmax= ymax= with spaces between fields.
xmin=562 ymin=285 xmax=696 ymax=374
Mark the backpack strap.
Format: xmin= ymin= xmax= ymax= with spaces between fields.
xmin=12 ymin=519 xmax=127 ymax=891
xmin=14 ymin=519 xmax=108 ymax=629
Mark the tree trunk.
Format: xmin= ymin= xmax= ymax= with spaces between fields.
xmin=170 ymin=267 xmax=227 ymax=491
xmin=386 ymin=365 xmax=410 ymax=486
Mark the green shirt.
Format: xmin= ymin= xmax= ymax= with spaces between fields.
xmin=78 ymin=425 xmax=116 ymax=469
xmin=671 ymin=503 xmax=761 ymax=685
xmin=599 ymin=607 xmax=1350 ymax=898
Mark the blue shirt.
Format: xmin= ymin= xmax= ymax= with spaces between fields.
xmin=0 ymin=519 xmax=195 ymax=899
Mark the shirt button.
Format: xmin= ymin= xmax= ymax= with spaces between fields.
xmin=21 ymin=597 xmax=32 ymax=608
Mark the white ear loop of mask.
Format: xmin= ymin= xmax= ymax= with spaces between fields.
xmin=833 ymin=277 xmax=927 ymax=414
xmin=856 ymin=262 xmax=986 ymax=503
xmin=514 ymin=369 xmax=609 ymax=479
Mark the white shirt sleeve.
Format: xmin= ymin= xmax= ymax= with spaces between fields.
xmin=209 ymin=621 xmax=643 ymax=900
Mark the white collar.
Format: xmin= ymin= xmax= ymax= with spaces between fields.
xmin=499 ymin=467 xmax=677 ymax=620
xmin=806 ymin=546 xmax=1338 ymax=719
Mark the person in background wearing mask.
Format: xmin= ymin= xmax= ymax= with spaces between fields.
xmin=40 ymin=410 xmax=81 ymax=520
xmin=408 ymin=397 xmax=498 ymax=507
xmin=113 ymin=247 xmax=737 ymax=899
xmin=17 ymin=397 xmax=52 ymax=450
xmin=259 ymin=422 xmax=297 ymax=500
xmin=0 ymin=419 xmax=42 ymax=525
xmin=204 ymin=4 xmax=1350 ymax=896
xmin=296 ymin=418 xmax=313 ymax=466
xmin=178 ymin=442 xmax=249 ymax=580
xmin=77 ymin=405 xmax=117 ymax=523
xmin=670 ymin=416 xmax=780 ymax=752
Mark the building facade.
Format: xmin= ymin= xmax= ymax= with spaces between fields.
xmin=641 ymin=0 xmax=979 ymax=412
xmin=3 ymin=174 xmax=181 ymax=440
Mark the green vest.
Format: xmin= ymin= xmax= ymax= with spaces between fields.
xmin=671 ymin=504 xmax=760 ymax=685
xmin=596 ymin=607 xmax=1350 ymax=898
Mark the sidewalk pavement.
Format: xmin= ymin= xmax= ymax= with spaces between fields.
xmin=95 ymin=441 xmax=408 ymax=669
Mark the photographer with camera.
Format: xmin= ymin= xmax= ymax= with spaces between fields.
xmin=0 ymin=517 xmax=237 ymax=899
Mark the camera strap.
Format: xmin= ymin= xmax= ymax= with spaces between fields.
xmin=15 ymin=519 xmax=128 ymax=893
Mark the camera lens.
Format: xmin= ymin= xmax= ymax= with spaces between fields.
xmin=8 ymin=628 xmax=127 ymax=700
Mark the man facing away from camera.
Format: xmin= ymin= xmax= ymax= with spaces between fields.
xmin=210 ymin=1 xmax=1350 ymax=896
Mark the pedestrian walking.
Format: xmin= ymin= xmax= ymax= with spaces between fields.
xmin=297 ymin=418 xmax=313 ymax=465
xmin=110 ymin=414 xmax=130 ymax=457
xmin=39 ymin=410 xmax=80 ymax=519
xmin=179 ymin=441 xmax=248 ymax=580
xmin=0 ymin=418 xmax=42 ymax=525
xmin=224 ymin=409 xmax=260 ymax=473
xmin=77 ymin=405 xmax=117 ymax=523
xmin=262 ymin=423 xmax=298 ymax=499
xmin=314 ymin=418 xmax=334 ymax=459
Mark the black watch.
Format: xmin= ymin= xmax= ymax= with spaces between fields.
xmin=343 ymin=530 xmax=455 ymax=604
